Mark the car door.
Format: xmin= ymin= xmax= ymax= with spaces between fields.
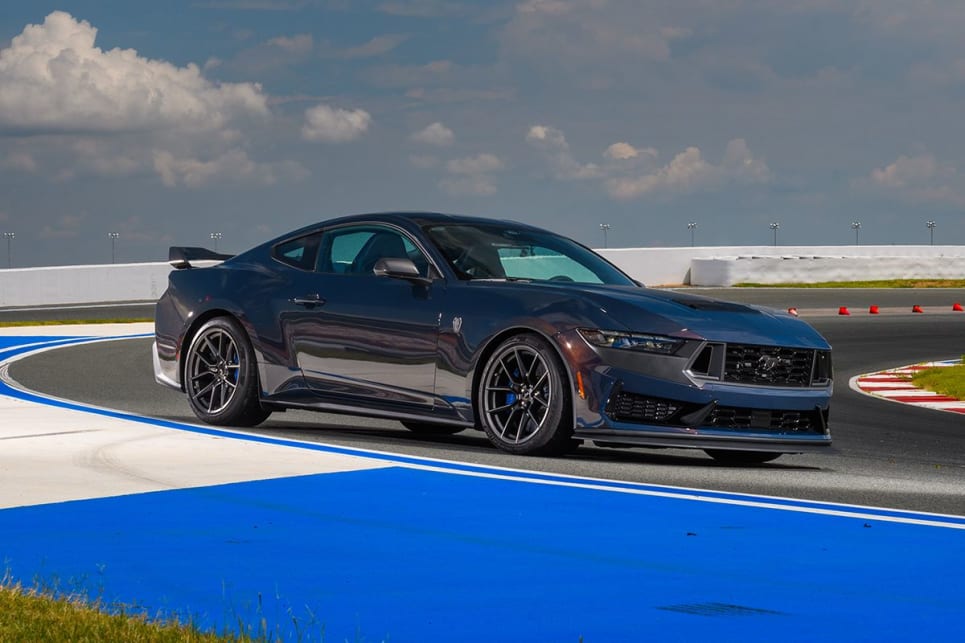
xmin=286 ymin=223 xmax=442 ymax=410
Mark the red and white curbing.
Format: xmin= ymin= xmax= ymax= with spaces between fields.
xmin=850 ymin=360 xmax=965 ymax=414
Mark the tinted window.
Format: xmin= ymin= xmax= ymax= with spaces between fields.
xmin=316 ymin=225 xmax=430 ymax=277
xmin=272 ymin=233 xmax=321 ymax=271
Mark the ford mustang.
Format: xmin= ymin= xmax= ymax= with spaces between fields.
xmin=153 ymin=212 xmax=832 ymax=463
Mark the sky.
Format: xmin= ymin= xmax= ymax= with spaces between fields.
xmin=2 ymin=1 xmax=965 ymax=266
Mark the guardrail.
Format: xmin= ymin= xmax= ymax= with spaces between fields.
xmin=2 ymin=245 xmax=964 ymax=308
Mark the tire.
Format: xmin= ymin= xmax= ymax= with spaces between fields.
xmin=402 ymin=421 xmax=466 ymax=435
xmin=183 ymin=317 xmax=271 ymax=427
xmin=705 ymin=449 xmax=782 ymax=465
xmin=477 ymin=333 xmax=575 ymax=455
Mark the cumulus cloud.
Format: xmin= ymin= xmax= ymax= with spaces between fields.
xmin=411 ymin=122 xmax=454 ymax=146
xmin=864 ymin=153 xmax=965 ymax=206
xmin=153 ymin=149 xmax=307 ymax=188
xmin=606 ymin=138 xmax=770 ymax=199
xmin=604 ymin=142 xmax=641 ymax=160
xmin=0 ymin=11 xmax=269 ymax=133
xmin=526 ymin=124 xmax=601 ymax=179
xmin=301 ymin=104 xmax=372 ymax=143
xmin=439 ymin=153 xmax=504 ymax=196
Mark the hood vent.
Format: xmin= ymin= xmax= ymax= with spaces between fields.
xmin=672 ymin=298 xmax=756 ymax=313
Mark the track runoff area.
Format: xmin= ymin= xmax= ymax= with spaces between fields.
xmin=1 ymin=325 xmax=963 ymax=641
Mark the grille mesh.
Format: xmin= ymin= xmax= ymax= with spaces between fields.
xmin=723 ymin=344 xmax=815 ymax=387
xmin=607 ymin=393 xmax=683 ymax=424
xmin=709 ymin=407 xmax=817 ymax=432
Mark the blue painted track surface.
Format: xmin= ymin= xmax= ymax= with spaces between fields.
xmin=2 ymin=334 xmax=965 ymax=641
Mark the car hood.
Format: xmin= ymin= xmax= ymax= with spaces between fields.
xmin=542 ymin=283 xmax=830 ymax=349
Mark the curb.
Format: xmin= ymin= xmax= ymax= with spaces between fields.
xmin=850 ymin=360 xmax=965 ymax=414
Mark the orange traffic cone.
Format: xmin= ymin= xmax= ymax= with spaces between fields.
xmin=869 ymin=305 xmax=879 ymax=314
xmin=953 ymin=303 xmax=964 ymax=312
xmin=912 ymin=305 xmax=924 ymax=313
xmin=787 ymin=307 xmax=799 ymax=317
xmin=838 ymin=306 xmax=850 ymax=315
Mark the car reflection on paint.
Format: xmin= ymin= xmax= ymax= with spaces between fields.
xmin=153 ymin=212 xmax=832 ymax=464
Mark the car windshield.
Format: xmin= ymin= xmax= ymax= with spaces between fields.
xmin=424 ymin=223 xmax=637 ymax=286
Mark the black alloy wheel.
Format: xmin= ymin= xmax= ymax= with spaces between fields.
xmin=184 ymin=317 xmax=271 ymax=427
xmin=477 ymin=334 xmax=574 ymax=455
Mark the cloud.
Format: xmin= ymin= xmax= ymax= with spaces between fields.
xmin=0 ymin=11 xmax=269 ymax=134
xmin=863 ymin=153 xmax=965 ymax=206
xmin=606 ymin=138 xmax=770 ymax=199
xmin=604 ymin=142 xmax=641 ymax=160
xmin=329 ymin=34 xmax=409 ymax=60
xmin=153 ymin=149 xmax=307 ymax=188
xmin=301 ymin=104 xmax=371 ymax=142
xmin=411 ymin=122 xmax=454 ymax=146
xmin=526 ymin=125 xmax=601 ymax=179
xmin=266 ymin=33 xmax=313 ymax=56
xmin=40 ymin=213 xmax=86 ymax=239
xmin=439 ymin=153 xmax=504 ymax=195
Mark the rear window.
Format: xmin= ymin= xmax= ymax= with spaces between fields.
xmin=272 ymin=233 xmax=320 ymax=271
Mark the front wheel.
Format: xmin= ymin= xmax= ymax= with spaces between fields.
xmin=705 ymin=450 xmax=782 ymax=465
xmin=184 ymin=317 xmax=270 ymax=427
xmin=477 ymin=334 xmax=574 ymax=455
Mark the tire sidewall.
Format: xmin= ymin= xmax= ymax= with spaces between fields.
xmin=184 ymin=317 xmax=260 ymax=425
xmin=477 ymin=333 xmax=571 ymax=455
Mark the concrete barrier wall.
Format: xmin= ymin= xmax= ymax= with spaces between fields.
xmin=1 ymin=245 xmax=964 ymax=307
xmin=0 ymin=263 xmax=173 ymax=308
xmin=597 ymin=245 xmax=965 ymax=287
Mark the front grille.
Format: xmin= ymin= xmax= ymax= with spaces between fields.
xmin=607 ymin=392 xmax=684 ymax=425
xmin=709 ymin=406 xmax=820 ymax=432
xmin=724 ymin=344 xmax=815 ymax=387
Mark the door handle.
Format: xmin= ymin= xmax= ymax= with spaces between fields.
xmin=291 ymin=294 xmax=325 ymax=307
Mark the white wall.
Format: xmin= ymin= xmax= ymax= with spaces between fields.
xmin=1 ymin=245 xmax=964 ymax=307
xmin=598 ymin=245 xmax=965 ymax=287
xmin=0 ymin=262 xmax=173 ymax=307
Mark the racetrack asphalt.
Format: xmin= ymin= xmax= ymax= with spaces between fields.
xmin=3 ymin=291 xmax=965 ymax=641
xmin=7 ymin=293 xmax=965 ymax=516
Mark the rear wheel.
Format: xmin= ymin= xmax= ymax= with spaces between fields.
xmin=477 ymin=334 xmax=574 ymax=455
xmin=184 ymin=317 xmax=270 ymax=427
xmin=402 ymin=421 xmax=466 ymax=435
xmin=705 ymin=450 xmax=782 ymax=465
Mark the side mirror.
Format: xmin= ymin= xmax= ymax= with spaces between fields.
xmin=372 ymin=257 xmax=430 ymax=284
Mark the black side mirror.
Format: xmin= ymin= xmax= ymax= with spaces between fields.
xmin=373 ymin=257 xmax=431 ymax=284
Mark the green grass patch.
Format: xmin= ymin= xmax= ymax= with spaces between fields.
xmin=911 ymin=358 xmax=965 ymax=400
xmin=734 ymin=279 xmax=965 ymax=288
xmin=0 ymin=582 xmax=252 ymax=642
xmin=0 ymin=318 xmax=152 ymax=327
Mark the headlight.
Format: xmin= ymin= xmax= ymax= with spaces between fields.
xmin=578 ymin=329 xmax=684 ymax=355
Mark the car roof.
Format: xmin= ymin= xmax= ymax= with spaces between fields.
xmin=277 ymin=211 xmax=544 ymax=241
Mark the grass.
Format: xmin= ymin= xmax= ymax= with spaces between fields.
xmin=734 ymin=279 xmax=965 ymax=288
xmin=0 ymin=582 xmax=253 ymax=642
xmin=0 ymin=318 xmax=152 ymax=328
xmin=911 ymin=357 xmax=965 ymax=400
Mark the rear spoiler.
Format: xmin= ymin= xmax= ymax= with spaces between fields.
xmin=168 ymin=246 xmax=234 ymax=270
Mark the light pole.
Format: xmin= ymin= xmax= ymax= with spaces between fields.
xmin=210 ymin=232 xmax=223 ymax=252
xmin=599 ymin=223 xmax=611 ymax=249
xmin=2 ymin=232 xmax=14 ymax=269
xmin=851 ymin=221 xmax=861 ymax=245
xmin=769 ymin=222 xmax=780 ymax=247
xmin=2 ymin=232 xmax=13 ymax=269
xmin=687 ymin=222 xmax=697 ymax=247
xmin=108 ymin=232 xmax=119 ymax=264
xmin=927 ymin=220 xmax=936 ymax=245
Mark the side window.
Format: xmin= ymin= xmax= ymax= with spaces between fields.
xmin=316 ymin=226 xmax=430 ymax=278
xmin=272 ymin=233 xmax=321 ymax=271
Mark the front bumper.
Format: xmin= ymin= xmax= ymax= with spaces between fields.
xmin=558 ymin=330 xmax=833 ymax=453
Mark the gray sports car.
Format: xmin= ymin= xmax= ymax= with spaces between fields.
xmin=153 ymin=212 xmax=832 ymax=463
